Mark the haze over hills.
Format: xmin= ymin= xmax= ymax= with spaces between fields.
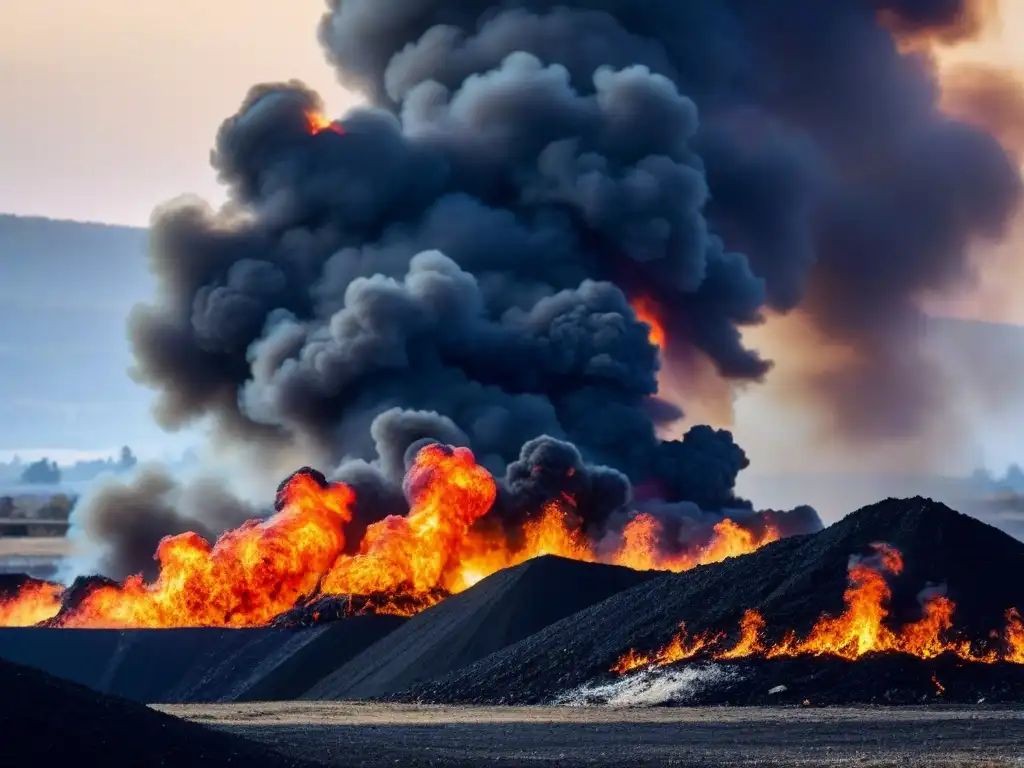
xmin=0 ymin=215 xmax=196 ymax=462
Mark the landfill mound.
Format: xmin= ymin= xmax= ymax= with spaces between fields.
xmin=406 ymin=498 xmax=1024 ymax=704
xmin=0 ymin=615 xmax=403 ymax=703
xmin=305 ymin=555 xmax=660 ymax=700
xmin=0 ymin=658 xmax=313 ymax=768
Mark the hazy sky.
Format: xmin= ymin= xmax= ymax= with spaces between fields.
xmin=2 ymin=0 xmax=1023 ymax=227
xmin=1 ymin=1 xmax=363 ymax=225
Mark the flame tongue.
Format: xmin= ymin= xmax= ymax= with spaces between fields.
xmin=612 ymin=542 xmax=1024 ymax=672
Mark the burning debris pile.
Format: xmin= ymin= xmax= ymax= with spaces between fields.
xmin=610 ymin=542 xmax=1024 ymax=673
xmin=303 ymin=555 xmax=660 ymax=700
xmin=0 ymin=443 xmax=809 ymax=629
xmin=404 ymin=499 xmax=1024 ymax=705
xmin=0 ymin=616 xmax=404 ymax=704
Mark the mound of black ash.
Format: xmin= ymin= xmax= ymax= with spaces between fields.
xmin=0 ymin=657 xmax=314 ymax=767
xmin=404 ymin=498 xmax=1024 ymax=704
xmin=0 ymin=618 xmax=404 ymax=704
xmin=305 ymin=555 xmax=661 ymax=700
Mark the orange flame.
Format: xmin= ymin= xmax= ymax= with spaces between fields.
xmin=611 ymin=622 xmax=722 ymax=674
xmin=0 ymin=582 xmax=63 ymax=627
xmin=320 ymin=444 xmax=496 ymax=597
xmin=631 ymin=295 xmax=665 ymax=349
xmin=305 ymin=110 xmax=344 ymax=135
xmin=50 ymin=472 xmax=354 ymax=628
xmin=0 ymin=445 xmax=780 ymax=628
xmin=613 ymin=543 xmax=1024 ymax=674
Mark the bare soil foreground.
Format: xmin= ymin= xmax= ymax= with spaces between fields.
xmin=160 ymin=701 xmax=1024 ymax=767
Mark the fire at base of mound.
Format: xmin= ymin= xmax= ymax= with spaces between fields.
xmin=612 ymin=543 xmax=1024 ymax=675
xmin=0 ymin=443 xmax=786 ymax=630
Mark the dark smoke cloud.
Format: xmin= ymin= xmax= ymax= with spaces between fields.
xmin=116 ymin=0 xmax=1018 ymax=557
xmin=68 ymin=466 xmax=260 ymax=581
xmin=499 ymin=436 xmax=633 ymax=535
xmin=313 ymin=0 xmax=1021 ymax=442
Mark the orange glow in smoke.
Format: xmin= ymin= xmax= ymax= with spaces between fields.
xmin=305 ymin=110 xmax=344 ymax=135
xmin=631 ymin=295 xmax=666 ymax=349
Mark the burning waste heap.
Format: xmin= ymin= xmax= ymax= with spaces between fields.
xmin=406 ymin=499 xmax=1024 ymax=706
xmin=3 ymin=0 xmax=1024 ymax=706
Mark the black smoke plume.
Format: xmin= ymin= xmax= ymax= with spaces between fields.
xmin=111 ymin=0 xmax=1020 ymax=562
xmin=68 ymin=467 xmax=260 ymax=581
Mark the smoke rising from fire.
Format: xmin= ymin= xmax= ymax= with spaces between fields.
xmin=70 ymin=0 xmax=1024 ymax=569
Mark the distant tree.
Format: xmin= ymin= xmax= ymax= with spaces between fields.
xmin=0 ymin=496 xmax=14 ymax=519
xmin=36 ymin=493 xmax=73 ymax=521
xmin=1005 ymin=464 xmax=1024 ymax=492
xmin=20 ymin=458 xmax=60 ymax=485
xmin=118 ymin=445 xmax=137 ymax=472
xmin=970 ymin=468 xmax=994 ymax=491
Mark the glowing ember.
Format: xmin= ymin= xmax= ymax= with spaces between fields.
xmin=612 ymin=543 xmax=1024 ymax=673
xmin=631 ymin=295 xmax=665 ymax=349
xmin=0 ymin=444 xmax=778 ymax=629
xmin=305 ymin=110 xmax=344 ymax=135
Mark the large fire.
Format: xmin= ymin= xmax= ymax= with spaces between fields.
xmin=0 ymin=444 xmax=779 ymax=629
xmin=612 ymin=543 xmax=1024 ymax=674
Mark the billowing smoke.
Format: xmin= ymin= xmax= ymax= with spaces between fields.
xmin=66 ymin=466 xmax=261 ymax=581
xmin=308 ymin=0 xmax=1019 ymax=444
xmin=100 ymin=0 xmax=1023 ymax=566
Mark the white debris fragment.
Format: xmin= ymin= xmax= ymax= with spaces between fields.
xmin=768 ymin=685 xmax=788 ymax=695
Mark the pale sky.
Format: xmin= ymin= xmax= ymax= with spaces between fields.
xmin=2 ymin=0 xmax=1023 ymax=226
xmin=0 ymin=0 xmax=363 ymax=225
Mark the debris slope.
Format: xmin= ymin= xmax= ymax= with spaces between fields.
xmin=406 ymin=498 xmax=1024 ymax=704
xmin=305 ymin=555 xmax=661 ymax=699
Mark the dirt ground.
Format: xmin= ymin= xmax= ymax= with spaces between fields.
xmin=160 ymin=701 xmax=1024 ymax=767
